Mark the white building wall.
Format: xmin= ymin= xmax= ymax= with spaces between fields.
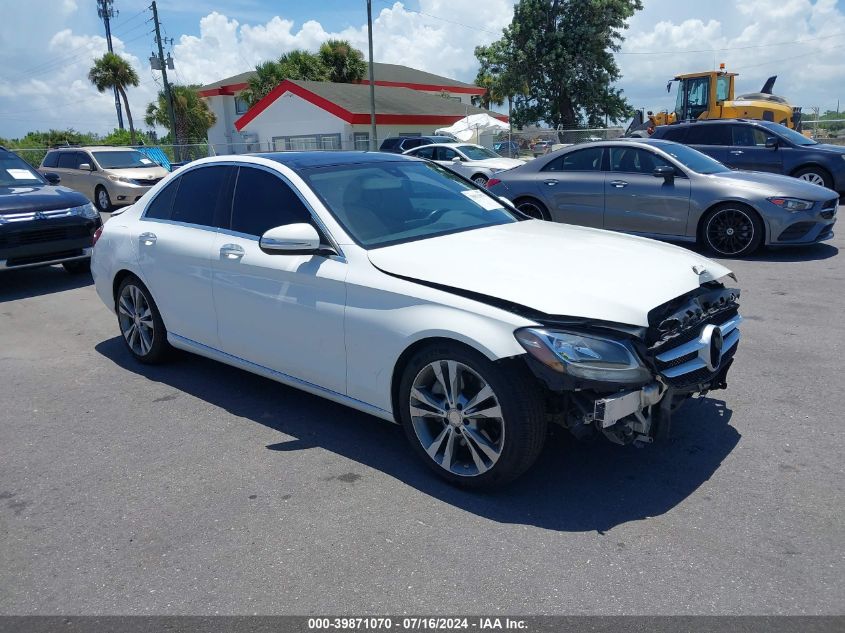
xmin=241 ymin=92 xmax=347 ymax=150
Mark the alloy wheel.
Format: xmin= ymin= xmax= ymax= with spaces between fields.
xmin=516 ymin=200 xmax=546 ymax=220
xmin=473 ymin=176 xmax=488 ymax=187
xmin=705 ymin=207 xmax=755 ymax=255
xmin=118 ymin=284 xmax=155 ymax=356
xmin=409 ymin=360 xmax=505 ymax=477
xmin=797 ymin=172 xmax=825 ymax=186
xmin=97 ymin=188 xmax=110 ymax=211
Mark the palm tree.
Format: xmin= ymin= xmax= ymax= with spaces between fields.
xmin=319 ymin=39 xmax=367 ymax=83
xmin=89 ymin=53 xmax=140 ymax=144
xmin=145 ymin=85 xmax=216 ymax=147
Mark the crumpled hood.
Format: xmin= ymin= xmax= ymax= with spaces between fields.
xmin=713 ymin=170 xmax=837 ymax=198
xmin=368 ymin=221 xmax=733 ymax=327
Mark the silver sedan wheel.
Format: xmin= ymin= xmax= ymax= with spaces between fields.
xmin=118 ymin=284 xmax=155 ymax=356
xmin=472 ymin=175 xmax=488 ymax=186
xmin=797 ymin=171 xmax=825 ymax=186
xmin=409 ymin=360 xmax=505 ymax=477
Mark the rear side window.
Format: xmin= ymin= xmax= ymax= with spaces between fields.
xmin=230 ymin=167 xmax=312 ymax=237
xmin=685 ymin=124 xmax=730 ymax=145
xmin=542 ymin=147 xmax=603 ymax=172
xmin=379 ymin=138 xmax=399 ymax=151
xmin=144 ymin=178 xmax=180 ymax=220
xmin=171 ymin=165 xmax=232 ymax=227
xmin=41 ymin=152 xmax=59 ymax=168
xmin=657 ymin=127 xmax=687 ymax=142
xmin=401 ymin=138 xmax=424 ymax=150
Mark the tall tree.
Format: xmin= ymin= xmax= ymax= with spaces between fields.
xmin=145 ymin=85 xmax=216 ymax=145
xmin=242 ymin=50 xmax=330 ymax=106
xmin=475 ymin=0 xmax=642 ymax=129
xmin=319 ymin=39 xmax=367 ymax=83
xmin=88 ymin=53 xmax=140 ymax=143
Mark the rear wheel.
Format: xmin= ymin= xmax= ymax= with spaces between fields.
xmin=700 ymin=203 xmax=764 ymax=257
xmin=62 ymin=259 xmax=90 ymax=274
xmin=793 ymin=166 xmax=833 ymax=190
xmin=398 ymin=343 xmax=546 ymax=488
xmin=116 ymin=275 xmax=170 ymax=363
xmin=95 ymin=186 xmax=112 ymax=212
xmin=514 ymin=197 xmax=550 ymax=221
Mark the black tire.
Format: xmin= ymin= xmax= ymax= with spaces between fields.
xmin=62 ymin=259 xmax=90 ymax=274
xmin=792 ymin=166 xmax=833 ymax=190
xmin=398 ymin=342 xmax=547 ymax=488
xmin=471 ymin=174 xmax=489 ymax=187
xmin=700 ymin=203 xmax=764 ymax=257
xmin=95 ymin=186 xmax=112 ymax=212
xmin=514 ymin=197 xmax=551 ymax=221
xmin=115 ymin=274 xmax=170 ymax=364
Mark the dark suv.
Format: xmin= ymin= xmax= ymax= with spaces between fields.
xmin=379 ymin=136 xmax=455 ymax=153
xmin=0 ymin=147 xmax=102 ymax=273
xmin=651 ymin=119 xmax=845 ymax=194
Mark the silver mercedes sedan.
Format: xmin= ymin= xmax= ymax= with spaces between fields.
xmin=486 ymin=139 xmax=838 ymax=256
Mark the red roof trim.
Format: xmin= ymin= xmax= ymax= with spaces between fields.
xmin=234 ymin=80 xmax=507 ymax=131
xmin=198 ymin=82 xmax=249 ymax=97
xmin=360 ymin=80 xmax=485 ymax=94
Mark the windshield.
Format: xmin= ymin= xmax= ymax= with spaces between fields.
xmin=758 ymin=121 xmax=818 ymax=146
xmin=92 ymin=150 xmax=158 ymax=169
xmin=0 ymin=153 xmax=45 ymax=187
xmin=300 ymin=161 xmax=519 ymax=249
xmin=658 ymin=143 xmax=730 ymax=174
xmin=458 ymin=145 xmax=499 ymax=160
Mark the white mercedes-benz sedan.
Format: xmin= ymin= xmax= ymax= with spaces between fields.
xmin=92 ymin=152 xmax=742 ymax=488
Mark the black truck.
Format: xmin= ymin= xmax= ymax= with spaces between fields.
xmin=0 ymin=147 xmax=102 ymax=274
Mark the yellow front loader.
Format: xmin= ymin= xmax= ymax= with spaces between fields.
xmin=626 ymin=67 xmax=802 ymax=137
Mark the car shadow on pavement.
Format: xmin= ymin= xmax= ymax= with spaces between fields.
xmin=685 ymin=242 xmax=838 ymax=263
xmin=0 ymin=265 xmax=92 ymax=302
xmin=96 ymin=336 xmax=740 ymax=534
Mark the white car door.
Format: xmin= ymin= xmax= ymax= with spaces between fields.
xmin=211 ymin=165 xmax=348 ymax=393
xmin=136 ymin=164 xmax=233 ymax=348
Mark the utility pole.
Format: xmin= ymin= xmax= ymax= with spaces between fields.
xmin=366 ymin=0 xmax=377 ymax=151
xmin=97 ymin=0 xmax=124 ymax=130
xmin=150 ymin=1 xmax=179 ymax=161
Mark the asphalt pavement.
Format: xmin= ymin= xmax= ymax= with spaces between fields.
xmin=0 ymin=216 xmax=843 ymax=615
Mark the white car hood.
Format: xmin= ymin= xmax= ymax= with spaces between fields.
xmin=368 ymin=221 xmax=733 ymax=327
xmin=466 ymin=157 xmax=524 ymax=170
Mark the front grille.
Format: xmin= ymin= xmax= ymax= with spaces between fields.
xmin=650 ymin=309 xmax=741 ymax=389
xmin=5 ymin=249 xmax=83 ymax=267
xmin=135 ymin=177 xmax=162 ymax=186
xmin=778 ymin=222 xmax=815 ymax=241
xmin=0 ymin=225 xmax=91 ymax=247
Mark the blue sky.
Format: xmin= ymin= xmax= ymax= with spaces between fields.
xmin=1 ymin=0 xmax=844 ymax=138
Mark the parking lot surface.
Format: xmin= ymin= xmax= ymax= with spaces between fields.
xmin=1 ymin=216 xmax=843 ymax=615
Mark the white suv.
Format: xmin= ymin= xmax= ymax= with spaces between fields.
xmin=92 ymin=151 xmax=741 ymax=488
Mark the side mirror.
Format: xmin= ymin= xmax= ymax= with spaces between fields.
xmin=259 ymin=223 xmax=321 ymax=255
xmin=765 ymin=136 xmax=778 ymax=149
xmin=653 ymin=165 xmax=675 ymax=181
xmin=44 ymin=172 xmax=61 ymax=185
xmin=452 ymin=156 xmax=462 ymax=162
xmin=78 ymin=163 xmax=93 ymax=171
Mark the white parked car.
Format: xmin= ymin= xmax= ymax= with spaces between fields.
xmin=402 ymin=143 xmax=524 ymax=186
xmin=92 ymin=152 xmax=742 ymax=488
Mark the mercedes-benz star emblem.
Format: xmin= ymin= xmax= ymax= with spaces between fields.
xmin=699 ymin=324 xmax=724 ymax=372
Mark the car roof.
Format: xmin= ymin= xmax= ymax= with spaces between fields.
xmin=254 ymin=151 xmax=415 ymax=169
xmin=48 ymin=146 xmax=139 ymax=152
xmin=408 ymin=143 xmax=481 ymax=149
xmin=663 ymin=118 xmax=766 ymax=128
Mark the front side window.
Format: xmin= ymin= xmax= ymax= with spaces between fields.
xmin=0 ymin=152 xmax=45 ymax=186
xmin=609 ymin=147 xmax=673 ymax=174
xmin=92 ymin=150 xmax=156 ymax=169
xmin=171 ymin=165 xmax=232 ymax=227
xmin=438 ymin=147 xmax=459 ymax=161
xmin=230 ymin=167 xmax=312 ymax=236
xmin=300 ymin=161 xmax=519 ymax=248
xmin=412 ymin=146 xmax=436 ymax=159
xmin=57 ymin=152 xmax=80 ymax=169
xmin=458 ymin=145 xmax=498 ymax=160
xmin=758 ymin=121 xmax=818 ymax=146
xmin=731 ymin=125 xmax=769 ymax=147
xmin=542 ymin=147 xmax=603 ymax=172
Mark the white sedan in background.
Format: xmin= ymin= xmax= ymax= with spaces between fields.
xmin=91 ymin=151 xmax=741 ymax=488
xmin=403 ymin=143 xmax=524 ymax=186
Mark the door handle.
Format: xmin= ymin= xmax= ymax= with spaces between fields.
xmin=730 ymin=150 xmax=744 ymax=155
xmin=543 ymin=179 xmax=558 ymax=186
xmin=139 ymin=232 xmax=157 ymax=246
xmin=610 ymin=180 xmax=628 ymax=188
xmin=219 ymin=243 xmax=245 ymax=260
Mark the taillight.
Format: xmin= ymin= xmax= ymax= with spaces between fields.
xmin=486 ymin=178 xmax=501 ymax=189
xmin=92 ymin=226 xmax=104 ymax=246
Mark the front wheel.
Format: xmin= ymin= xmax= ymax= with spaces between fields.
xmin=95 ymin=186 xmax=112 ymax=212
xmin=398 ymin=343 xmax=546 ymax=488
xmin=116 ymin=275 xmax=170 ymax=363
xmin=472 ymin=174 xmax=488 ymax=187
xmin=793 ymin=166 xmax=833 ymax=190
xmin=701 ymin=204 xmax=764 ymax=257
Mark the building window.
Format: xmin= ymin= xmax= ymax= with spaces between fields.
xmin=234 ymin=96 xmax=249 ymax=114
xmin=272 ymin=133 xmax=342 ymax=151
xmin=353 ymin=132 xmax=369 ymax=150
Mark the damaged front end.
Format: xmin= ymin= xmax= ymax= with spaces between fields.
xmin=517 ymin=284 xmax=741 ymax=446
